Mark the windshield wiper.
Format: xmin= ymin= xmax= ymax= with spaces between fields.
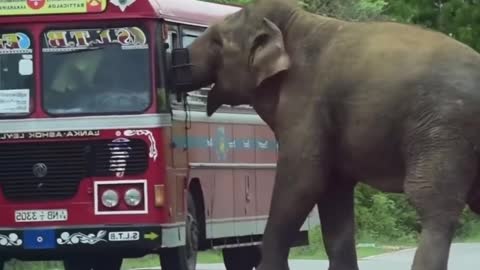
xmin=53 ymin=46 xmax=105 ymax=55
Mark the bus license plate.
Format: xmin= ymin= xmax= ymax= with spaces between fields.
xmin=15 ymin=209 xmax=68 ymax=222
xmin=108 ymin=231 xmax=140 ymax=241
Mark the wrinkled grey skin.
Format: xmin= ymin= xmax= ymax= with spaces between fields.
xmin=182 ymin=0 xmax=480 ymax=269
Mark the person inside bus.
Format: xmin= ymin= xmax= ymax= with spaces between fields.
xmin=50 ymin=51 xmax=103 ymax=91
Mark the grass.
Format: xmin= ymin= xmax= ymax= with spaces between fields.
xmin=454 ymin=232 xmax=480 ymax=243
xmin=464 ymin=230 xmax=480 ymax=242
xmin=288 ymin=245 xmax=404 ymax=260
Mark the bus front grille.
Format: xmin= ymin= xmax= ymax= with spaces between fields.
xmin=0 ymin=139 xmax=149 ymax=201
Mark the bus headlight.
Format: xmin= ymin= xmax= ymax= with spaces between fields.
xmin=101 ymin=189 xmax=119 ymax=208
xmin=124 ymin=188 xmax=142 ymax=207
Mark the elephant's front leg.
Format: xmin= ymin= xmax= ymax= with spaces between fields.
xmin=257 ymin=145 xmax=329 ymax=270
xmin=318 ymin=182 xmax=359 ymax=270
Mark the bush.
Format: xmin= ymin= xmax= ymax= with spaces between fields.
xmin=354 ymin=183 xmax=479 ymax=244
xmin=354 ymin=184 xmax=418 ymax=243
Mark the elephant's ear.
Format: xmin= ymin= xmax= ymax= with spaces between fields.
xmin=249 ymin=17 xmax=291 ymax=87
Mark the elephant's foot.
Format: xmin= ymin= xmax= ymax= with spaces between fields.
xmin=327 ymin=262 xmax=359 ymax=270
xmin=256 ymin=261 xmax=289 ymax=270
xmin=410 ymin=220 xmax=457 ymax=270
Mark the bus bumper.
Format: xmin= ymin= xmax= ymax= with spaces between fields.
xmin=0 ymin=223 xmax=185 ymax=260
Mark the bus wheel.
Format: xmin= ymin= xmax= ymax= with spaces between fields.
xmin=223 ymin=246 xmax=261 ymax=270
xmin=63 ymin=256 xmax=123 ymax=270
xmin=91 ymin=256 xmax=123 ymax=270
xmin=160 ymin=192 xmax=199 ymax=270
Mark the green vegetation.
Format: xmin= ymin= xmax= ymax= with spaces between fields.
xmin=386 ymin=0 xmax=480 ymax=52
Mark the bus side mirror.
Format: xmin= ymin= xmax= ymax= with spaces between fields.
xmin=171 ymin=48 xmax=193 ymax=93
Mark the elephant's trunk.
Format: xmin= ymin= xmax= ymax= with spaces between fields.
xmin=183 ymin=30 xmax=219 ymax=92
xmin=189 ymin=52 xmax=214 ymax=90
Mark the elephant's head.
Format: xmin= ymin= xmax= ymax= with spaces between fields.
xmin=174 ymin=0 xmax=297 ymax=116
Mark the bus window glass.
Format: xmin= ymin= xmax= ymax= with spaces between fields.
xmin=42 ymin=26 xmax=152 ymax=115
xmin=181 ymin=28 xmax=203 ymax=47
xmin=0 ymin=31 xmax=34 ymax=116
xmin=182 ymin=35 xmax=196 ymax=47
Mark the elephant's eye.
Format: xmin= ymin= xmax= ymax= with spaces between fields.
xmin=210 ymin=29 xmax=223 ymax=48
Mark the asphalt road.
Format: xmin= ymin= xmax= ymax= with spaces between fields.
xmin=132 ymin=243 xmax=480 ymax=270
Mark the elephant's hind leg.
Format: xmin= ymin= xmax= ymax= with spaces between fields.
xmin=318 ymin=182 xmax=359 ymax=270
xmin=404 ymin=136 xmax=477 ymax=270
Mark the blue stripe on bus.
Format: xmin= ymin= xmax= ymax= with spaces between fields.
xmin=172 ymin=136 xmax=278 ymax=151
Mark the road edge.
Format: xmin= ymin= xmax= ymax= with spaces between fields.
xmin=361 ymin=247 xmax=417 ymax=260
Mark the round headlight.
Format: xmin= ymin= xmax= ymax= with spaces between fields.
xmin=124 ymin=188 xmax=142 ymax=207
xmin=101 ymin=189 xmax=119 ymax=208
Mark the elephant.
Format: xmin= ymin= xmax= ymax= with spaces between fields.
xmin=170 ymin=0 xmax=480 ymax=269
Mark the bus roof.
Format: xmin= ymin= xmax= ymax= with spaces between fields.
xmin=155 ymin=0 xmax=242 ymax=27
xmin=0 ymin=0 xmax=242 ymax=27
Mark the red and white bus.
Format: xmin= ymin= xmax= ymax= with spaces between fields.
xmin=0 ymin=0 xmax=319 ymax=269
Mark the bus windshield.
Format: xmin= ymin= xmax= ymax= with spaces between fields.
xmin=42 ymin=26 xmax=151 ymax=115
xmin=0 ymin=31 xmax=34 ymax=117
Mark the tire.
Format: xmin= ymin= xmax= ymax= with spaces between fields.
xmin=63 ymin=256 xmax=123 ymax=270
xmin=223 ymin=246 xmax=261 ymax=270
xmin=160 ymin=192 xmax=199 ymax=270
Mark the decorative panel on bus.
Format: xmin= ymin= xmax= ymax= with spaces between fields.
xmin=0 ymin=0 xmax=107 ymax=16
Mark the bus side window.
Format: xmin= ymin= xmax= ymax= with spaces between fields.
xmin=180 ymin=27 xmax=202 ymax=48
xmin=181 ymin=34 xmax=196 ymax=48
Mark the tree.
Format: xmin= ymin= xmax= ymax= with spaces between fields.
xmin=300 ymin=0 xmax=388 ymax=21
xmin=385 ymin=0 xmax=480 ymax=51
xmin=206 ymin=0 xmax=389 ymax=21
xmin=206 ymin=0 xmax=252 ymax=5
